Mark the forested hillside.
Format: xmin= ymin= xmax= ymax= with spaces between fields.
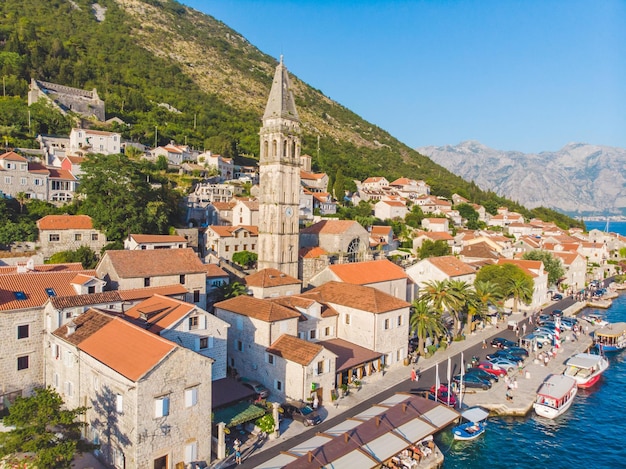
xmin=0 ymin=0 xmax=582 ymax=228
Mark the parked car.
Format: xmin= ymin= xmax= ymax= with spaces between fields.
xmin=477 ymin=361 xmax=508 ymax=377
xmin=487 ymin=357 xmax=518 ymax=372
xmin=453 ymin=373 xmax=492 ymax=390
xmin=550 ymin=309 xmax=564 ymax=317
xmin=486 ymin=349 xmax=525 ymax=362
xmin=551 ymin=293 xmax=563 ymax=301
xmin=506 ymin=346 xmax=530 ymax=358
xmin=466 ymin=367 xmax=499 ymax=383
xmin=282 ymin=400 xmax=322 ymax=426
xmin=561 ymin=316 xmax=578 ymax=327
xmin=429 ymin=385 xmax=457 ymax=407
xmin=241 ymin=379 xmax=269 ymax=399
xmin=490 ymin=337 xmax=517 ymax=349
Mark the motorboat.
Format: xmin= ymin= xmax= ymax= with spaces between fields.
xmin=533 ymin=374 xmax=577 ymax=419
xmin=580 ymin=313 xmax=609 ymax=327
xmin=594 ymin=322 xmax=626 ymax=353
xmin=452 ymin=407 xmax=489 ymax=441
xmin=563 ymin=352 xmax=609 ymax=388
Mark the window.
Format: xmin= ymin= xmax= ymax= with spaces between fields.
xmin=34 ymin=178 xmax=42 ymax=186
xmin=345 ymin=314 xmax=351 ymax=325
xmin=17 ymin=324 xmax=29 ymax=339
xmin=180 ymin=274 xmax=186 ymax=284
xmin=154 ymin=396 xmax=170 ymax=417
xmin=74 ymin=233 xmax=82 ymax=241
xmin=49 ymin=234 xmax=60 ymax=242
xmin=251 ymin=244 xmax=256 ymax=250
xmin=188 ymin=316 xmax=199 ymax=330
xmin=236 ymin=340 xmax=243 ymax=352
xmin=309 ymin=329 xmax=316 ymax=340
xmin=384 ymin=318 xmax=390 ymax=330
xmin=398 ymin=315 xmax=403 ymax=326
xmin=45 ymin=288 xmax=56 ymax=297
xmin=116 ymin=394 xmax=123 ymax=413
xmin=4 ymin=176 xmax=11 ymax=184
xmin=91 ymin=233 xmax=99 ymax=241
xmin=64 ymin=350 xmax=74 ymax=368
xmin=234 ymin=245 xmax=239 ymax=251
xmin=14 ymin=291 xmax=26 ymax=300
xmin=274 ymin=380 xmax=283 ymax=391
xmin=88 ymin=286 xmax=95 ymax=294
xmin=52 ymin=344 xmax=60 ymax=360
xmin=53 ymin=372 xmax=59 ymax=388
xmin=64 ymin=381 xmax=73 ymax=397
xmin=266 ymin=353 xmax=275 ymax=365
xmin=199 ymin=336 xmax=213 ymax=350
xmin=193 ymin=290 xmax=200 ymax=303
xmin=144 ymin=277 xmax=150 ymax=287
xmin=20 ymin=177 xmax=27 ymax=185
xmin=65 ymin=311 xmax=73 ymax=319
xmin=225 ymin=246 xmax=230 ymax=252
xmin=317 ymin=360 xmax=324 ymax=375
xmin=17 ymin=355 xmax=29 ymax=370
xmin=185 ymin=387 xmax=198 ymax=407
xmin=324 ymin=326 xmax=332 ymax=337
xmin=184 ymin=442 xmax=198 ymax=464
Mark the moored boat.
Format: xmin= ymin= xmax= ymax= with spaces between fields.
xmin=533 ymin=374 xmax=577 ymax=419
xmin=580 ymin=313 xmax=609 ymax=327
xmin=452 ymin=407 xmax=489 ymax=441
xmin=594 ymin=322 xmax=626 ymax=353
xmin=563 ymin=352 xmax=609 ymax=388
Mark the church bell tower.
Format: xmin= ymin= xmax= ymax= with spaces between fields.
xmin=257 ymin=57 xmax=301 ymax=278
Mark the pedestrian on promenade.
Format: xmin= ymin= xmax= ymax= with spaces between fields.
xmin=506 ymin=388 xmax=513 ymax=401
xmin=522 ymin=323 xmax=527 ymax=335
xmin=410 ymin=368 xmax=418 ymax=382
xmin=482 ymin=339 xmax=487 ymax=349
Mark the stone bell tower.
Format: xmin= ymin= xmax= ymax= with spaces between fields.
xmin=257 ymin=57 xmax=301 ymax=278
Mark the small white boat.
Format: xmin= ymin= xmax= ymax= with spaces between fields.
xmin=580 ymin=313 xmax=609 ymax=327
xmin=533 ymin=374 xmax=577 ymax=419
xmin=563 ymin=352 xmax=609 ymax=388
xmin=452 ymin=407 xmax=489 ymax=440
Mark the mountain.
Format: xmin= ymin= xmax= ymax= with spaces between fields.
xmin=0 ymin=0 xmax=582 ymax=227
xmin=418 ymin=141 xmax=626 ymax=217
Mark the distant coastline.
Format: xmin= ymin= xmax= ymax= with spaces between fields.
xmin=584 ymin=220 xmax=626 ymax=236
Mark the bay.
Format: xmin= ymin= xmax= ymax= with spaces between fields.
xmin=438 ymin=293 xmax=626 ymax=468
xmin=584 ymin=220 xmax=626 ymax=237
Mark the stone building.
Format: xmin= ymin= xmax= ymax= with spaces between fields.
xmin=96 ymin=248 xmax=207 ymax=308
xmin=204 ymin=225 xmax=258 ymax=264
xmin=37 ymin=215 xmax=107 ymax=259
xmin=69 ymin=128 xmax=121 ymax=156
xmin=47 ymin=309 xmax=213 ymax=468
xmin=257 ymin=58 xmax=301 ymax=278
xmin=0 ymin=151 xmax=47 ymax=201
xmin=28 ymin=79 xmax=106 ymax=121
xmin=244 ymin=268 xmax=302 ymax=299
xmin=124 ymin=234 xmax=188 ymax=251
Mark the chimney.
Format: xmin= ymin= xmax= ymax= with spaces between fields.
xmin=66 ymin=320 xmax=77 ymax=337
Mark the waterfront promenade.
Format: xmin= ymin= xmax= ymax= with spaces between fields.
xmin=220 ymin=298 xmax=597 ymax=468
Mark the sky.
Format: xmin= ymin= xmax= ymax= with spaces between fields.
xmin=181 ymin=1 xmax=626 ymax=154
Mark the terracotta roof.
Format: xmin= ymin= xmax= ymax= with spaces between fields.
xmin=0 ymin=270 xmax=97 ymax=311
xmin=328 ymin=259 xmax=408 ymax=285
xmin=267 ymin=334 xmax=324 ymax=366
xmin=50 ymin=291 xmax=122 ymax=310
xmin=362 ymin=177 xmax=386 ymax=184
xmin=207 ymin=225 xmax=259 ymax=237
xmin=300 ymin=170 xmax=326 ymax=180
xmin=425 ymin=218 xmax=447 ymax=224
xmin=100 ymin=248 xmax=206 ymax=278
xmin=0 ymin=151 xmax=27 ymax=161
xmin=379 ymin=200 xmax=406 ymax=207
xmin=204 ymin=264 xmax=229 ymax=278
xmin=37 ymin=215 xmax=94 ymax=230
xmin=497 ymin=259 xmax=542 ymax=278
xmin=123 ymin=294 xmax=195 ymax=334
xmin=298 ymin=246 xmax=328 ymax=258
xmin=236 ymin=199 xmax=259 ymax=210
xmin=459 ymin=242 xmax=500 ymax=260
xmin=319 ymin=338 xmax=382 ymax=372
xmin=0 ymin=262 xmax=84 ymax=275
xmin=422 ymin=232 xmax=454 ymax=241
xmin=426 ymin=256 xmax=475 ymax=277
xmin=47 ymin=168 xmax=76 ymax=180
xmin=270 ymin=295 xmax=339 ymax=318
xmin=304 ymin=281 xmax=410 ymax=313
xmin=117 ymin=284 xmax=189 ymax=300
xmin=129 ymin=234 xmax=187 ymax=243
xmin=245 ymin=268 xmax=301 ymax=288
xmin=64 ymin=155 xmax=85 ymax=164
xmin=214 ymin=295 xmax=300 ymax=322
xmin=77 ymin=129 xmax=119 ymax=137
xmin=55 ymin=309 xmax=177 ymax=381
xmin=300 ymin=219 xmax=360 ymax=235
xmin=389 ymin=177 xmax=411 ymax=186
xmin=71 ymin=273 xmax=97 ymax=285
xmin=370 ymin=226 xmax=392 ymax=236
xmin=212 ymin=201 xmax=236 ymax=211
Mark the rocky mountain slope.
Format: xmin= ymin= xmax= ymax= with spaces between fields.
xmin=418 ymin=141 xmax=626 ymax=216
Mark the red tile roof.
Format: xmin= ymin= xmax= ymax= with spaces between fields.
xmin=215 ymin=295 xmax=301 ymax=322
xmin=0 ymin=270 xmax=97 ymax=311
xmin=0 ymin=151 xmax=27 ymax=161
xmin=100 ymin=248 xmax=206 ymax=278
xmin=328 ymin=259 xmax=408 ymax=285
xmin=319 ymin=338 xmax=382 ymax=372
xmin=267 ymin=334 xmax=325 ymax=366
xmin=123 ymin=294 xmax=195 ymax=334
xmin=117 ymin=284 xmax=189 ymax=300
xmin=208 ymin=225 xmax=259 ymax=237
xmin=300 ymin=219 xmax=360 ymax=235
xmin=245 ymin=268 xmax=301 ymax=288
xmin=304 ymin=281 xmax=410 ymax=313
xmin=0 ymin=262 xmax=85 ymax=275
xmin=426 ymin=256 xmax=475 ymax=277
xmin=298 ymin=246 xmax=328 ymax=258
xmin=203 ymin=264 xmax=229 ymax=278
xmin=37 ymin=215 xmax=94 ymax=230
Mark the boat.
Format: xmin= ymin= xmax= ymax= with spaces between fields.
xmin=594 ymin=322 xmax=626 ymax=353
xmin=580 ymin=313 xmax=609 ymax=327
xmin=452 ymin=407 xmax=489 ymax=441
xmin=563 ymin=352 xmax=609 ymax=388
xmin=533 ymin=374 xmax=577 ymax=419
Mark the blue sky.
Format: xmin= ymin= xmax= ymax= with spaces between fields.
xmin=182 ymin=1 xmax=625 ymax=154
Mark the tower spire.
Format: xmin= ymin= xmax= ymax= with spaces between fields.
xmin=263 ymin=57 xmax=299 ymax=122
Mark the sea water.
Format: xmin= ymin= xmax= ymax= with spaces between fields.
xmin=439 ymin=294 xmax=626 ymax=468
xmin=584 ymin=220 xmax=626 ymax=236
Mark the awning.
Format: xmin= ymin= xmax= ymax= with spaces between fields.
xmin=460 ymin=407 xmax=489 ymax=423
xmin=213 ymin=402 xmax=266 ymax=427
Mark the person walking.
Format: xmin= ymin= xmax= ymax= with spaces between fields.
xmin=482 ymin=339 xmax=487 ymax=349
xmin=410 ymin=368 xmax=418 ymax=382
xmin=522 ymin=323 xmax=527 ymax=335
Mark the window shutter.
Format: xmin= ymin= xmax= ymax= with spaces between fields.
xmin=155 ymin=399 xmax=162 ymax=417
xmin=326 ymin=359 xmax=332 ymax=373
xmin=201 ymin=314 xmax=207 ymax=329
xmin=208 ymin=336 xmax=214 ymax=349
xmin=116 ymin=394 xmax=123 ymax=413
xmin=163 ymin=397 xmax=169 ymax=416
xmin=185 ymin=387 xmax=198 ymax=407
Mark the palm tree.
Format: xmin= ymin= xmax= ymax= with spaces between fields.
xmin=420 ymin=279 xmax=463 ymax=338
xmin=409 ymin=298 xmax=445 ymax=356
xmin=474 ymin=280 xmax=503 ymax=326
xmin=506 ymin=276 xmax=533 ymax=312
xmin=447 ymin=279 xmax=477 ymax=338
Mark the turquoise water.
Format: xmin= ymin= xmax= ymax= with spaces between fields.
xmin=439 ymin=294 xmax=626 ymax=468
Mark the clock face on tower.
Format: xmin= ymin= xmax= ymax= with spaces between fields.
xmin=285 ymin=206 xmax=293 ymax=217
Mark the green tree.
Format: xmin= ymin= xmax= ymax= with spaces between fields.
xmin=475 ymin=263 xmax=531 ymax=300
xmin=404 ymin=205 xmax=424 ymax=228
xmin=456 ymin=203 xmax=480 ymax=229
xmin=447 ymin=279 xmax=477 ymax=338
xmin=522 ymin=250 xmax=565 ymax=286
xmin=409 ymin=298 xmax=445 ymax=356
xmin=231 ymin=250 xmax=258 ymax=269
xmin=473 ymin=279 xmax=504 ymax=324
xmin=0 ymin=387 xmax=97 ymax=468
xmin=46 ymin=246 xmax=99 ymax=269
xmin=420 ymin=279 xmax=463 ymax=337
xmin=507 ymin=275 xmax=534 ymax=312
xmin=220 ymin=281 xmax=248 ymax=300
xmin=417 ymin=239 xmax=451 ymax=259
xmin=333 ymin=168 xmax=346 ymax=203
